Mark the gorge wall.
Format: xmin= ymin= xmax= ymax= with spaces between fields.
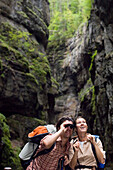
xmin=0 ymin=0 xmax=55 ymax=169
xmin=48 ymin=0 xmax=113 ymax=168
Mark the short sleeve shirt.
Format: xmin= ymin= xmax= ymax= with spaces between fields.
xmin=26 ymin=134 xmax=72 ymax=170
xmin=71 ymin=136 xmax=105 ymax=170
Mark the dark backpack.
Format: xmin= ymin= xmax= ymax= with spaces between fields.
xmin=19 ymin=125 xmax=56 ymax=169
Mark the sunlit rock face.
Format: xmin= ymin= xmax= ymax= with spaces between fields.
xmin=0 ymin=0 xmax=51 ymax=117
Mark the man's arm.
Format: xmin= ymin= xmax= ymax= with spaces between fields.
xmin=41 ymin=122 xmax=66 ymax=149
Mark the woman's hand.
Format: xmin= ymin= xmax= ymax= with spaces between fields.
xmin=73 ymin=140 xmax=80 ymax=152
xmin=69 ymin=141 xmax=79 ymax=170
xmin=87 ymin=134 xmax=105 ymax=164
xmin=87 ymin=134 xmax=95 ymax=145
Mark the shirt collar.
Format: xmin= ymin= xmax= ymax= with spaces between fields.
xmin=57 ymin=137 xmax=71 ymax=151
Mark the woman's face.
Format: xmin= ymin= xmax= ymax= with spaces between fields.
xmin=76 ymin=117 xmax=88 ymax=134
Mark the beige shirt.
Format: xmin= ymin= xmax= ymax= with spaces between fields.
xmin=70 ymin=137 xmax=105 ymax=170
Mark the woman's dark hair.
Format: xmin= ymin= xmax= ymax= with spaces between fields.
xmin=56 ymin=116 xmax=75 ymax=131
xmin=75 ymin=115 xmax=86 ymax=126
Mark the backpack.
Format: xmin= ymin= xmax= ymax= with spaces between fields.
xmin=91 ymin=135 xmax=106 ymax=169
xmin=19 ymin=125 xmax=56 ymax=169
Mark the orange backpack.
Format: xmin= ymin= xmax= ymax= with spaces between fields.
xmin=19 ymin=125 xmax=56 ymax=169
xmin=28 ymin=126 xmax=48 ymax=137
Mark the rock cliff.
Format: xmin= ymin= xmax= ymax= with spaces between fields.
xmin=0 ymin=0 xmax=53 ymax=169
xmin=48 ymin=0 xmax=113 ymax=168
xmin=0 ymin=0 xmax=51 ymax=118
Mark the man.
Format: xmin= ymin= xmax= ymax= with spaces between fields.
xmin=27 ymin=116 xmax=75 ymax=170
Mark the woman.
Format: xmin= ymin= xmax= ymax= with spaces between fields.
xmin=69 ymin=116 xmax=105 ymax=170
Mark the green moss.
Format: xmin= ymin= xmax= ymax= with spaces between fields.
xmin=29 ymin=55 xmax=51 ymax=85
xmin=0 ymin=60 xmax=5 ymax=78
xmin=0 ymin=113 xmax=22 ymax=169
xmin=78 ymin=78 xmax=93 ymax=102
xmin=0 ymin=40 xmax=22 ymax=57
xmin=78 ymin=77 xmax=96 ymax=115
xmin=51 ymin=77 xmax=59 ymax=86
xmin=26 ymin=73 xmax=39 ymax=86
xmin=17 ymin=11 xmax=29 ymax=19
xmin=89 ymin=50 xmax=97 ymax=72
xmin=0 ymin=41 xmax=29 ymax=72
xmin=35 ymin=6 xmax=42 ymax=15
xmin=26 ymin=6 xmax=38 ymax=17
xmin=0 ymin=21 xmax=52 ymax=91
xmin=26 ymin=6 xmax=47 ymax=29
xmin=0 ymin=22 xmax=37 ymax=58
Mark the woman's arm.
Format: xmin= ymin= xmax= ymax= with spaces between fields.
xmin=87 ymin=134 xmax=105 ymax=164
xmin=69 ymin=141 xmax=79 ymax=170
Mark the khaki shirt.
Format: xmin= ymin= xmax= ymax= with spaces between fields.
xmin=70 ymin=137 xmax=105 ymax=170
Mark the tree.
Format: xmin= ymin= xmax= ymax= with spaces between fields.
xmin=48 ymin=0 xmax=92 ymax=44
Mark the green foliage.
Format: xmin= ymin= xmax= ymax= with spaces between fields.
xmin=0 ymin=113 xmax=22 ymax=169
xmin=0 ymin=113 xmax=10 ymax=138
xmin=78 ymin=0 xmax=92 ymax=23
xmin=48 ymin=0 xmax=92 ymax=46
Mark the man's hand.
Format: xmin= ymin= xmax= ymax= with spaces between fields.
xmin=64 ymin=155 xmax=70 ymax=165
xmin=60 ymin=122 xmax=66 ymax=132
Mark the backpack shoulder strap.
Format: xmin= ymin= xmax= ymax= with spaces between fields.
xmin=32 ymin=142 xmax=56 ymax=159
xmin=91 ymin=135 xmax=99 ymax=164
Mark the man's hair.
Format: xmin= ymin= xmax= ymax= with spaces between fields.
xmin=56 ymin=116 xmax=75 ymax=131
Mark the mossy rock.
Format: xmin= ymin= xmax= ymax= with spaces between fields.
xmin=0 ymin=113 xmax=22 ymax=170
xmin=7 ymin=114 xmax=46 ymax=144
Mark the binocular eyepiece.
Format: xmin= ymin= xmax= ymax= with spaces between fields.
xmin=65 ymin=124 xmax=74 ymax=129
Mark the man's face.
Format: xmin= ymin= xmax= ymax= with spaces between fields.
xmin=61 ymin=120 xmax=74 ymax=138
xmin=76 ymin=118 xmax=88 ymax=134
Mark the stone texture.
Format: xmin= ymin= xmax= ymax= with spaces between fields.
xmin=0 ymin=0 xmax=52 ymax=168
xmin=0 ymin=0 xmax=51 ymax=119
